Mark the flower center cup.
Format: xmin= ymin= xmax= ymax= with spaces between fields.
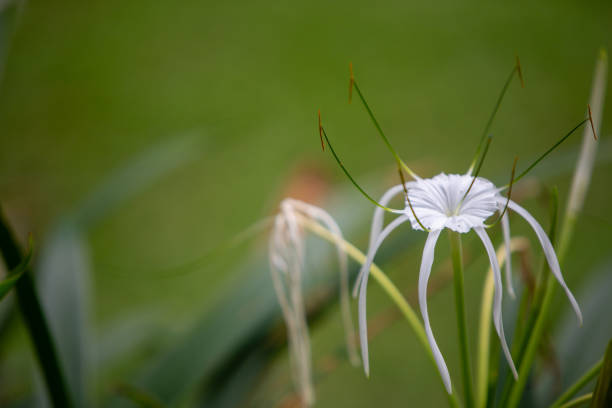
xmin=405 ymin=173 xmax=500 ymax=233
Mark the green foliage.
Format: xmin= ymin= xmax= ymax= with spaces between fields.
xmin=1 ymin=1 xmax=612 ymax=407
xmin=0 ymin=235 xmax=31 ymax=301
xmin=591 ymin=340 xmax=612 ymax=408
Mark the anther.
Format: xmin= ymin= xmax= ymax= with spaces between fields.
xmin=588 ymin=104 xmax=598 ymax=140
xmin=318 ymin=110 xmax=325 ymax=151
xmin=349 ymin=62 xmax=354 ymax=104
xmin=516 ymin=56 xmax=525 ymax=88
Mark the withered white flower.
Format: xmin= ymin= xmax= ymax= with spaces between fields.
xmin=269 ymin=198 xmax=358 ymax=405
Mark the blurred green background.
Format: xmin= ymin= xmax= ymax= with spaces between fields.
xmin=0 ymin=0 xmax=611 ymax=406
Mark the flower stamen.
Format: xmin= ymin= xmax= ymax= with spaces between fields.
xmin=318 ymin=111 xmax=400 ymax=214
xmin=510 ymin=117 xmax=589 ymax=185
xmin=461 ymin=135 xmax=492 ymax=208
xmin=399 ymin=168 xmax=430 ymax=232
xmin=349 ymin=64 xmax=419 ymax=179
xmin=485 ymin=156 xmax=518 ymax=228
xmin=468 ymin=58 xmax=523 ymax=174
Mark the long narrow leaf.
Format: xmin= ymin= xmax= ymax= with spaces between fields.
xmin=590 ymin=340 xmax=612 ymax=407
xmin=0 ymin=235 xmax=32 ymax=300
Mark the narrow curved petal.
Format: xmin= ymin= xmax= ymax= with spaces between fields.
xmin=501 ymin=212 xmax=516 ymax=298
xmin=358 ymin=215 xmax=410 ymax=376
xmin=505 ymin=199 xmax=583 ymax=325
xmin=353 ymin=184 xmax=407 ymax=296
xmin=474 ymin=227 xmax=518 ymax=379
xmin=417 ymin=229 xmax=451 ymax=393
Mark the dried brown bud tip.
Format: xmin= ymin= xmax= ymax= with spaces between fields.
xmin=349 ymin=62 xmax=354 ymax=104
xmin=318 ymin=110 xmax=325 ymax=151
xmin=587 ymin=104 xmax=598 ymax=140
xmin=515 ymin=56 xmax=525 ymax=88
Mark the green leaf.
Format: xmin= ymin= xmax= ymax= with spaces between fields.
xmin=35 ymin=225 xmax=92 ymax=407
xmin=0 ymin=235 xmax=32 ymax=301
xmin=101 ymin=186 xmax=420 ymax=407
xmin=70 ymin=134 xmax=203 ymax=228
xmin=113 ymin=383 xmax=166 ymax=408
xmin=29 ymin=135 xmax=204 ymax=407
xmin=0 ymin=0 xmax=20 ymax=81
xmin=591 ymin=339 xmax=612 ymax=408
xmin=520 ymin=258 xmax=612 ymax=406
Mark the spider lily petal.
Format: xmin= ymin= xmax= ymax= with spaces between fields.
xmin=358 ymin=214 xmax=411 ymax=376
xmin=504 ymin=199 xmax=583 ymax=325
xmin=404 ymin=174 xmax=498 ymax=233
xmin=352 ymin=173 xmax=582 ymax=394
xmin=474 ymin=226 xmax=518 ymax=379
xmin=417 ymin=229 xmax=451 ymax=393
xmin=353 ymin=184 xmax=409 ymax=297
xmin=501 ymin=212 xmax=516 ymax=298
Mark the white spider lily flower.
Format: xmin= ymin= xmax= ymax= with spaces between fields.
xmin=319 ymin=60 xmax=593 ymax=396
xmin=355 ymin=174 xmax=583 ymax=394
xmin=269 ymin=198 xmax=358 ymax=406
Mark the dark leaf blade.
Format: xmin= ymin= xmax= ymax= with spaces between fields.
xmin=35 ymin=225 xmax=92 ymax=407
xmin=591 ymin=339 xmax=612 ymax=408
xmin=0 ymin=236 xmax=32 ymax=300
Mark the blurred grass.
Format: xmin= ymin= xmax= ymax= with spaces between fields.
xmin=0 ymin=0 xmax=612 ymax=406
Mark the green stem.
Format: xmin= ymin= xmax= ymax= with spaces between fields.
xmin=476 ymin=238 xmax=529 ymax=408
xmin=507 ymin=268 xmax=555 ymax=408
xmin=0 ymin=208 xmax=74 ymax=408
xmin=476 ymin=267 xmax=494 ymax=408
xmin=300 ymin=216 xmax=460 ymax=408
xmin=507 ymin=218 xmax=574 ymax=408
xmin=449 ymin=230 xmax=474 ymax=408
xmin=508 ymin=49 xmax=606 ymax=408
xmin=550 ymin=359 xmax=603 ymax=407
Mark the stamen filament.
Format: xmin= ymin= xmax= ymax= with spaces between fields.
xmin=511 ymin=119 xmax=588 ymax=185
xmin=398 ymin=168 xmax=430 ymax=232
xmin=485 ymin=156 xmax=518 ymax=228
xmin=318 ymin=111 xmax=398 ymax=213
xmin=468 ymin=59 xmax=522 ymax=174
xmin=349 ymin=64 xmax=418 ymax=179
xmin=462 ymin=136 xmax=492 ymax=204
